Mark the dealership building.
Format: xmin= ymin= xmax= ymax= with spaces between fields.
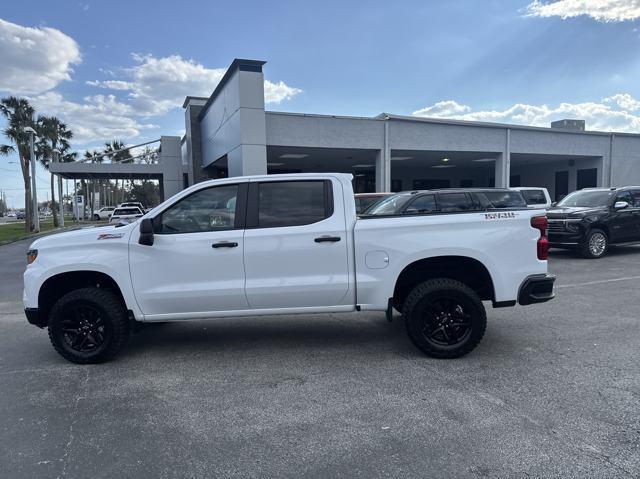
xmin=52 ymin=57 xmax=640 ymax=203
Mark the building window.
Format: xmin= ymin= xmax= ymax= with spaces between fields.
xmin=577 ymin=168 xmax=598 ymax=190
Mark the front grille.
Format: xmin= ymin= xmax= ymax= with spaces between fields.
xmin=547 ymin=220 xmax=566 ymax=232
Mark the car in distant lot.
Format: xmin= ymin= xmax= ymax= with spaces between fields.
xmin=547 ymin=186 xmax=640 ymax=258
xmin=365 ymin=188 xmax=527 ymax=216
xmin=355 ymin=193 xmax=394 ymax=214
xmin=93 ymin=206 xmax=116 ymax=221
xmin=16 ymin=211 xmax=25 ymax=220
xmin=7 ymin=211 xmax=16 ymax=218
xmin=512 ymin=187 xmax=552 ymax=209
xmin=108 ymin=206 xmax=144 ymax=224
xmin=119 ymin=202 xmax=146 ymax=213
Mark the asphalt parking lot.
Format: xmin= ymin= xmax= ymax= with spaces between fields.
xmin=1 ymin=239 xmax=639 ymax=478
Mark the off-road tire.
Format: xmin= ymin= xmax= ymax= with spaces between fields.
xmin=48 ymin=288 xmax=130 ymax=364
xmin=580 ymin=228 xmax=608 ymax=259
xmin=403 ymin=278 xmax=487 ymax=359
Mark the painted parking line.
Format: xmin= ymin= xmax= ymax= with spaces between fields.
xmin=556 ymin=275 xmax=640 ymax=289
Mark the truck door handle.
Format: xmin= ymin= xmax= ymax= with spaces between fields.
xmin=314 ymin=236 xmax=341 ymax=243
xmin=212 ymin=241 xmax=238 ymax=248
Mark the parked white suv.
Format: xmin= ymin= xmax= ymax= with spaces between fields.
xmin=93 ymin=206 xmax=116 ymax=221
xmin=24 ymin=173 xmax=555 ymax=363
xmin=108 ymin=206 xmax=144 ymax=224
xmin=512 ymin=187 xmax=552 ymax=209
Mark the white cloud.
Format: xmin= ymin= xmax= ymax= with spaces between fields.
xmin=264 ymin=80 xmax=303 ymax=104
xmin=525 ymin=0 xmax=640 ymax=22
xmin=29 ymin=92 xmax=158 ymax=144
xmin=0 ymin=18 xmax=81 ymax=94
xmin=87 ymin=53 xmax=302 ymax=116
xmin=86 ymin=80 xmax=133 ymax=90
xmin=412 ymin=94 xmax=640 ymax=133
xmin=412 ymin=100 xmax=472 ymax=118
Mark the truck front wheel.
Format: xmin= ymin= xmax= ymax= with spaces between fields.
xmin=48 ymin=288 xmax=131 ymax=364
xmin=402 ymin=278 xmax=486 ymax=359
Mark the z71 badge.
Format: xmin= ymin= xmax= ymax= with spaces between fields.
xmin=484 ymin=212 xmax=517 ymax=220
xmin=97 ymin=233 xmax=124 ymax=240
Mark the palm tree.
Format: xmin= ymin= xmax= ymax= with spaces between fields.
xmin=36 ymin=116 xmax=72 ymax=227
xmin=0 ymin=97 xmax=36 ymax=232
xmin=104 ymin=140 xmax=132 ymax=205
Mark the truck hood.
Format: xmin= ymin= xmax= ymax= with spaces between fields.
xmin=29 ymin=223 xmax=137 ymax=250
xmin=546 ymin=206 xmax=607 ymax=219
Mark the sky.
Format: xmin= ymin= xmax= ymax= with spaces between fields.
xmin=1 ymin=0 xmax=640 ymax=207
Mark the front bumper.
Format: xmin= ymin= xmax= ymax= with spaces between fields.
xmin=548 ymin=219 xmax=585 ymax=247
xmin=25 ymin=308 xmax=47 ymax=328
xmin=518 ymin=274 xmax=556 ymax=306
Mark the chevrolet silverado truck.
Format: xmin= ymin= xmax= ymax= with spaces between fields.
xmin=24 ymin=173 xmax=555 ymax=364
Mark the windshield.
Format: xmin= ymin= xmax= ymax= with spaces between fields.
xmin=365 ymin=194 xmax=413 ymax=215
xmin=557 ymin=190 xmax=614 ymax=207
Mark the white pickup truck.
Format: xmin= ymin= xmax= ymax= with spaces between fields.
xmin=23 ymin=173 xmax=555 ymax=364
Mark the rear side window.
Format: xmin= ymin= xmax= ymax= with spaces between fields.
xmin=479 ymin=191 xmax=527 ymax=208
xmin=520 ymin=190 xmax=547 ymax=205
xmin=436 ymin=193 xmax=473 ymax=212
xmin=257 ymin=181 xmax=330 ymax=228
xmin=630 ymin=190 xmax=640 ymax=207
xmin=114 ymin=208 xmax=141 ymax=215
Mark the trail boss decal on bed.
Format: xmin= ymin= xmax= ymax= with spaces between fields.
xmin=484 ymin=212 xmax=518 ymax=220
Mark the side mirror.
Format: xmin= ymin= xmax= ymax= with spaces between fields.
xmin=614 ymin=201 xmax=629 ymax=210
xmin=138 ymin=218 xmax=154 ymax=246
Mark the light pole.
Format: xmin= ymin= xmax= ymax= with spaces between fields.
xmin=23 ymin=126 xmax=39 ymax=232
xmin=52 ymin=148 xmax=64 ymax=227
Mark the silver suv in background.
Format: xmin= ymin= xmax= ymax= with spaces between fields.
xmin=109 ymin=206 xmax=144 ymax=224
xmin=512 ymin=187 xmax=552 ymax=209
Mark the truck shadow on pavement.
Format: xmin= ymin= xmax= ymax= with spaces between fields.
xmin=119 ymin=312 xmax=512 ymax=364
xmin=123 ymin=314 xmax=420 ymax=361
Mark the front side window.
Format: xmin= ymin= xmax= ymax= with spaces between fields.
xmin=158 ymin=184 xmax=238 ymax=234
xmin=405 ymin=194 xmax=436 ymax=214
xmin=366 ymin=193 xmax=413 ymax=215
xmin=437 ymin=193 xmax=472 ymax=212
xmin=615 ymin=191 xmax=633 ymax=207
xmin=258 ymin=181 xmax=329 ymax=228
xmin=630 ymin=190 xmax=640 ymax=207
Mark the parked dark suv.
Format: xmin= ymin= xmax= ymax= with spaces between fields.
xmin=547 ymin=187 xmax=640 ymax=258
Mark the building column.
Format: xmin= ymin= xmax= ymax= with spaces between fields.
xmin=375 ymin=121 xmax=391 ymax=192
xmin=495 ymin=129 xmax=511 ymax=187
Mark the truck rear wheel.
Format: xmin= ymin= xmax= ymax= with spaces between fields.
xmin=402 ymin=278 xmax=486 ymax=359
xmin=48 ymin=288 xmax=130 ymax=364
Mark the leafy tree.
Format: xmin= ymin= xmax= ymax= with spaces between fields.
xmin=36 ymin=116 xmax=73 ymax=227
xmin=0 ymin=97 xmax=36 ymax=232
xmin=128 ymin=180 xmax=160 ymax=207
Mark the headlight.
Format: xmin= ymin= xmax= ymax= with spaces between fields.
xmin=565 ymin=220 xmax=581 ymax=232
xmin=26 ymin=249 xmax=38 ymax=265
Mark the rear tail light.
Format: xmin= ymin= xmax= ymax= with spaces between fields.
xmin=531 ymin=215 xmax=548 ymax=260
